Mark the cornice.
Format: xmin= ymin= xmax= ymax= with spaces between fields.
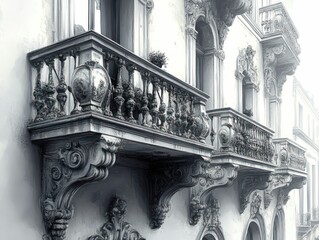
xmin=293 ymin=127 xmax=319 ymax=153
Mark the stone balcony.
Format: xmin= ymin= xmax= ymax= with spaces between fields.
xmin=260 ymin=3 xmax=300 ymax=94
xmin=273 ymin=138 xmax=307 ymax=175
xmin=28 ymin=31 xmax=213 ymax=159
xmin=208 ymin=108 xmax=276 ymax=172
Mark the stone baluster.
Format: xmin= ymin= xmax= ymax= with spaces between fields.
xmin=150 ymin=76 xmax=159 ymax=129
xmin=158 ymin=82 xmax=167 ymax=132
xmin=114 ymin=58 xmax=125 ymax=119
xmin=56 ymin=54 xmax=68 ymax=117
xmin=166 ymin=85 xmax=175 ymax=134
xmin=126 ymin=64 xmax=137 ymax=123
xmin=141 ymin=72 xmax=150 ymax=127
xmin=33 ymin=61 xmax=45 ymax=122
xmin=70 ymin=49 xmax=78 ymax=70
xmin=44 ymin=58 xmax=57 ymax=120
xmin=180 ymin=92 xmax=189 ymax=138
xmin=175 ymin=90 xmax=182 ymax=136
xmin=188 ymin=96 xmax=196 ymax=140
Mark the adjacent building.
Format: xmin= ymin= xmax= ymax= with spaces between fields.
xmin=0 ymin=0 xmax=309 ymax=240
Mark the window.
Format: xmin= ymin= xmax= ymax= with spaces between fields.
xmin=245 ymin=222 xmax=261 ymax=240
xmin=272 ymin=210 xmax=285 ymax=240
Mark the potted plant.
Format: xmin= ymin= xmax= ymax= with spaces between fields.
xmin=148 ymin=51 xmax=168 ymax=68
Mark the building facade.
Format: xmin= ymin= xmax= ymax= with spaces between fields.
xmin=0 ymin=0 xmax=308 ymax=240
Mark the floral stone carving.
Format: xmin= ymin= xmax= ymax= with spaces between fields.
xmin=88 ymin=196 xmax=145 ymax=240
xmin=189 ymin=163 xmax=238 ymax=225
xmin=41 ymin=135 xmax=121 ymax=240
xmin=250 ymin=192 xmax=262 ymax=218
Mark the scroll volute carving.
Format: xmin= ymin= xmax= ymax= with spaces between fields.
xmin=189 ymin=163 xmax=238 ymax=225
xmin=148 ymin=159 xmax=198 ymax=229
xmin=239 ymin=173 xmax=272 ymax=214
xmin=42 ymin=135 xmax=121 ymax=240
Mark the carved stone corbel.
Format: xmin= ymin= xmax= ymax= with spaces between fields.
xmin=88 ymin=196 xmax=145 ymax=240
xmin=239 ymin=173 xmax=272 ymax=214
xmin=189 ymin=163 xmax=238 ymax=225
xmin=148 ymin=160 xmax=198 ymax=229
xmin=277 ymin=63 xmax=297 ymax=96
xmin=263 ymin=44 xmax=286 ymax=95
xmin=41 ymin=135 xmax=121 ymax=240
xmin=264 ymin=174 xmax=292 ymax=209
xmin=276 ymin=177 xmax=306 ymax=208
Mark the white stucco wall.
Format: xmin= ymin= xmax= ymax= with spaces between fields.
xmin=0 ymin=0 xmax=53 ymax=239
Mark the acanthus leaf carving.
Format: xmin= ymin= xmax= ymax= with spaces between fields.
xmin=88 ymin=196 xmax=145 ymax=240
xmin=189 ymin=163 xmax=238 ymax=225
xmin=41 ymin=135 xmax=121 ymax=240
xmin=148 ymin=159 xmax=198 ymax=229
xmin=239 ymin=173 xmax=272 ymax=214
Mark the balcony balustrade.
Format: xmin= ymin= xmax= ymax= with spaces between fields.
xmin=28 ymin=31 xmax=213 ymax=158
xmin=273 ymin=138 xmax=307 ymax=172
xmin=208 ymin=108 xmax=275 ymax=171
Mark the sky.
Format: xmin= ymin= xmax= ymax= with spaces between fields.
xmin=290 ymin=0 xmax=319 ymax=108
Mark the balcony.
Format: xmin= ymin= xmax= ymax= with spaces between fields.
xmin=28 ymin=31 xmax=213 ymax=158
xmin=259 ymin=2 xmax=300 ymax=84
xmin=273 ymin=138 xmax=307 ymax=175
xmin=208 ymin=108 xmax=276 ymax=172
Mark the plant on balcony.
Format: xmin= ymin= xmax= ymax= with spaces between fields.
xmin=148 ymin=51 xmax=168 ymax=68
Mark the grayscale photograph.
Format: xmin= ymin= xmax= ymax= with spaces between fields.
xmin=0 ymin=0 xmax=318 ymax=239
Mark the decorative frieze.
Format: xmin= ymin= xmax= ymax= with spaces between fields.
xmin=264 ymin=174 xmax=292 ymax=209
xmin=239 ymin=173 xmax=272 ymax=213
xmin=189 ymin=163 xmax=238 ymax=225
xmin=88 ymin=196 xmax=145 ymax=240
xmin=41 ymin=135 xmax=121 ymax=240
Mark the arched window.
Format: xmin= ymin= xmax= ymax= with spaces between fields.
xmin=244 ymin=215 xmax=266 ymax=240
xmin=202 ymin=233 xmax=217 ymax=240
xmin=272 ymin=209 xmax=285 ymax=240
xmin=245 ymin=222 xmax=262 ymax=240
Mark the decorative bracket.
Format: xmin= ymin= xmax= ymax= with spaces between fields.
xmin=239 ymin=173 xmax=272 ymax=214
xmin=148 ymin=159 xmax=198 ymax=229
xmin=264 ymin=173 xmax=292 ymax=209
xmin=189 ymin=163 xmax=238 ymax=225
xmin=88 ymin=196 xmax=145 ymax=240
xmin=276 ymin=176 xmax=306 ymax=209
xmin=41 ymin=135 xmax=121 ymax=240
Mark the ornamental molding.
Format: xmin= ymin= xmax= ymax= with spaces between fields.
xmin=42 ymin=135 xmax=121 ymax=240
xmin=250 ymin=192 xmax=262 ymax=218
xmin=264 ymin=174 xmax=292 ymax=209
xmin=185 ymin=0 xmax=251 ymax=49
xmin=189 ymin=163 xmax=238 ymax=225
xmin=88 ymin=196 xmax=145 ymax=240
xmin=148 ymin=159 xmax=198 ymax=229
xmin=239 ymin=173 xmax=272 ymax=214
xmin=235 ymin=45 xmax=259 ymax=91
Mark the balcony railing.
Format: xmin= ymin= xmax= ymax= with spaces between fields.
xmin=208 ymin=108 xmax=275 ymax=164
xmin=28 ymin=31 xmax=211 ymax=144
xmin=273 ymin=138 xmax=307 ymax=172
xmin=259 ymin=2 xmax=300 ymax=56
